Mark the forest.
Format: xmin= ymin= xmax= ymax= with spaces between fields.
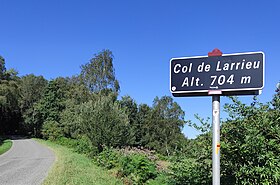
xmin=0 ymin=50 xmax=279 ymax=184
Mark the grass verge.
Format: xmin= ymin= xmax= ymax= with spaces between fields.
xmin=0 ymin=138 xmax=12 ymax=155
xmin=35 ymin=139 xmax=123 ymax=185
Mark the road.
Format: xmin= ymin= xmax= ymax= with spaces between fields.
xmin=0 ymin=138 xmax=55 ymax=185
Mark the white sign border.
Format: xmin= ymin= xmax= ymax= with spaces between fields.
xmin=170 ymin=51 xmax=265 ymax=95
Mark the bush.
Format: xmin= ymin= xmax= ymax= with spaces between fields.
xmin=167 ymin=158 xmax=211 ymax=185
xmin=166 ymin=96 xmax=280 ymax=185
xmin=55 ymin=136 xmax=96 ymax=156
xmin=95 ymin=147 xmax=120 ymax=169
xmin=79 ymin=95 xmax=129 ymax=152
xmin=41 ymin=120 xmax=63 ymax=140
xmin=94 ymin=147 xmax=163 ymax=184
xmin=120 ymin=153 xmax=157 ymax=184
xmin=146 ymin=172 xmax=168 ymax=185
xmin=221 ymin=100 xmax=280 ymax=184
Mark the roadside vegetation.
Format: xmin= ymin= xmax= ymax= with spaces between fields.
xmin=0 ymin=137 xmax=12 ymax=155
xmin=36 ymin=139 xmax=123 ymax=185
xmin=0 ymin=51 xmax=280 ymax=184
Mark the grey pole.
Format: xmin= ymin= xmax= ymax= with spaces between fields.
xmin=212 ymin=95 xmax=220 ymax=185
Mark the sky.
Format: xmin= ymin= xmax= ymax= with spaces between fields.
xmin=0 ymin=0 xmax=279 ymax=138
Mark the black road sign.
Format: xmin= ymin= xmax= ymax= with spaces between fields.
xmin=170 ymin=52 xmax=264 ymax=97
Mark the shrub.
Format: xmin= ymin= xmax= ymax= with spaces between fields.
xmin=41 ymin=120 xmax=63 ymax=140
xmin=95 ymin=147 xmax=120 ymax=169
xmin=55 ymin=136 xmax=96 ymax=156
xmin=167 ymin=157 xmax=211 ymax=185
xmin=120 ymin=153 xmax=157 ymax=184
xmin=146 ymin=172 xmax=168 ymax=185
xmin=221 ymin=104 xmax=280 ymax=184
xmin=79 ymin=95 xmax=129 ymax=152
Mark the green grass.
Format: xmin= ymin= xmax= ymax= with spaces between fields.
xmin=35 ymin=139 xmax=123 ymax=185
xmin=0 ymin=139 xmax=12 ymax=155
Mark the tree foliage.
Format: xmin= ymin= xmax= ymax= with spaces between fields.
xmin=0 ymin=56 xmax=21 ymax=134
xmin=79 ymin=94 xmax=129 ymax=152
xmin=143 ymin=96 xmax=186 ymax=155
xmin=168 ymin=96 xmax=280 ymax=185
xmin=119 ymin=95 xmax=140 ymax=146
xmin=80 ymin=49 xmax=120 ymax=93
xmin=0 ymin=56 xmax=7 ymax=80
xmin=19 ymin=74 xmax=47 ymax=135
xmin=220 ymin=96 xmax=280 ymax=184
xmin=2 ymin=50 xmax=279 ymax=184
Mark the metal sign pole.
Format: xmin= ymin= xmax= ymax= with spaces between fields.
xmin=212 ymin=95 xmax=220 ymax=185
xmin=170 ymin=49 xmax=265 ymax=185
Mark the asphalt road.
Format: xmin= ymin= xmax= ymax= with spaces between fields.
xmin=0 ymin=138 xmax=55 ymax=185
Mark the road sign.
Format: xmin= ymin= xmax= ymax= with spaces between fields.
xmin=170 ymin=51 xmax=264 ymax=97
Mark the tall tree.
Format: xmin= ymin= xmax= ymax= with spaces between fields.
xmin=0 ymin=56 xmax=7 ymax=80
xmin=79 ymin=94 xmax=129 ymax=152
xmin=40 ymin=80 xmax=65 ymax=122
xmin=143 ymin=96 xmax=186 ymax=155
xmin=119 ymin=96 xmax=139 ymax=146
xmin=36 ymin=79 xmax=65 ymax=138
xmin=137 ymin=103 xmax=152 ymax=147
xmin=59 ymin=76 xmax=91 ymax=138
xmin=80 ymin=49 xmax=120 ymax=94
xmin=20 ymin=74 xmax=47 ymax=110
xmin=19 ymin=74 xmax=47 ymax=135
xmin=0 ymin=56 xmax=21 ymax=134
